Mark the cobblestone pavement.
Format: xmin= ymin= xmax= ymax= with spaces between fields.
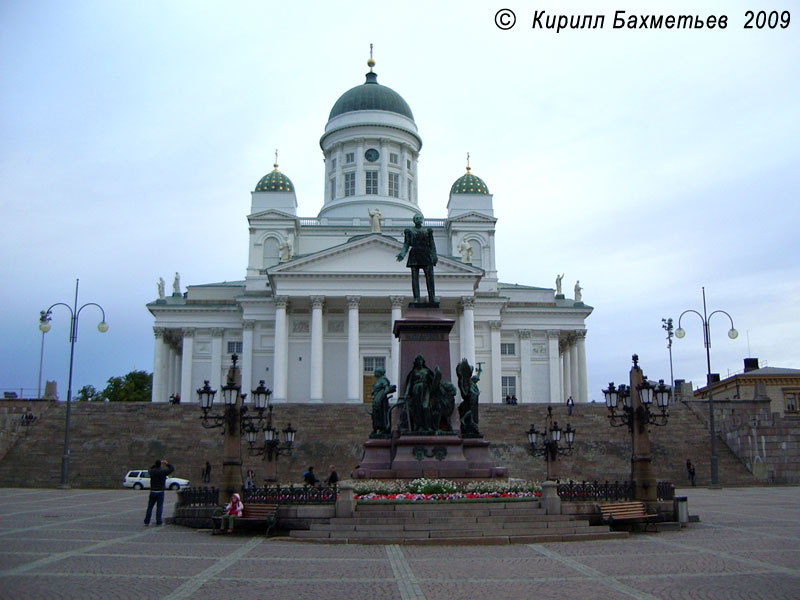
xmin=0 ymin=486 xmax=798 ymax=599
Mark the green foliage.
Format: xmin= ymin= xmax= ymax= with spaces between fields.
xmin=406 ymin=478 xmax=459 ymax=494
xmin=101 ymin=370 xmax=153 ymax=402
xmin=75 ymin=384 xmax=102 ymax=402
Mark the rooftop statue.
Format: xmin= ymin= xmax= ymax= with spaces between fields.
xmin=396 ymin=213 xmax=437 ymax=303
xmin=157 ymin=277 xmax=166 ymax=299
xmin=574 ymin=280 xmax=583 ymax=302
xmin=368 ymin=208 xmax=383 ymax=233
xmin=555 ymin=273 xmax=564 ymax=295
xmin=457 ymin=238 xmax=473 ymax=263
xmin=172 ymin=272 xmax=181 ymax=296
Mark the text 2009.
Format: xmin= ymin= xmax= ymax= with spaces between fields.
xmin=744 ymin=10 xmax=790 ymax=29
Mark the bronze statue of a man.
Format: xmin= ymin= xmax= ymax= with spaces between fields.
xmin=397 ymin=213 xmax=437 ymax=303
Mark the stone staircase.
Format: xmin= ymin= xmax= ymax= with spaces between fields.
xmin=287 ymin=501 xmax=627 ymax=544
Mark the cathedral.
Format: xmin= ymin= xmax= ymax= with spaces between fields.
xmin=148 ymin=56 xmax=592 ymax=406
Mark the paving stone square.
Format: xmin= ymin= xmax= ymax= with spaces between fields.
xmin=0 ymin=486 xmax=799 ymax=599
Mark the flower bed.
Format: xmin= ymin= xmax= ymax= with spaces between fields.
xmin=350 ymin=478 xmax=542 ymax=503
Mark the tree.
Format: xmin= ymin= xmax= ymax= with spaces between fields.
xmin=102 ymin=370 xmax=153 ymax=402
xmin=76 ymin=384 xmax=102 ymax=402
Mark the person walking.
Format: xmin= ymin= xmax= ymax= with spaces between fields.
xmin=143 ymin=458 xmax=175 ymax=526
xmin=302 ymin=466 xmax=318 ymax=486
xmin=566 ymin=396 xmax=574 ymax=416
xmin=202 ymin=461 xmax=211 ymax=483
xmin=219 ymin=493 xmax=243 ymax=533
xmin=686 ymin=459 xmax=696 ymax=487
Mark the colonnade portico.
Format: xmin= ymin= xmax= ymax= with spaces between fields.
xmin=150 ymin=304 xmax=588 ymax=406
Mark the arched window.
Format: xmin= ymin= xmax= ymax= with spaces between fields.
xmin=263 ymin=237 xmax=280 ymax=269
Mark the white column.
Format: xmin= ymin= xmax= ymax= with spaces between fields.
xmin=242 ymin=321 xmax=255 ymax=399
xmin=576 ymin=329 xmax=588 ymax=403
xmin=309 ymin=296 xmax=325 ymax=402
xmin=562 ymin=339 xmax=572 ymax=403
xmin=569 ymin=334 xmax=579 ymax=405
xmin=547 ymin=330 xmax=562 ymax=404
xmin=390 ymin=296 xmax=404 ymax=385
xmin=166 ymin=346 xmax=175 ymax=397
xmin=179 ymin=328 xmax=195 ymax=404
xmin=152 ymin=327 xmax=168 ymax=403
xmin=519 ymin=330 xmax=532 ymax=403
xmin=210 ymin=328 xmax=224 ymax=392
xmin=273 ymin=296 xmax=289 ymax=402
xmin=489 ymin=320 xmax=502 ymax=404
xmin=379 ymin=138 xmax=389 ymax=196
xmin=172 ymin=350 xmax=181 ymax=398
xmin=347 ymin=295 xmax=361 ymax=402
xmin=401 ymin=148 xmax=409 ymax=200
xmin=461 ymin=297 xmax=476 ymax=366
xmin=335 ymin=144 xmax=344 ymax=198
xmin=355 ymin=139 xmax=365 ymax=195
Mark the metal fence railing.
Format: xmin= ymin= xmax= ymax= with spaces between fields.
xmin=557 ymin=480 xmax=675 ymax=502
xmin=177 ymin=484 xmax=337 ymax=507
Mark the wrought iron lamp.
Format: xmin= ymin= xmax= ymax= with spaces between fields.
xmin=526 ymin=405 xmax=575 ymax=480
xmin=245 ymin=384 xmax=296 ymax=461
xmin=601 ymin=354 xmax=671 ymax=502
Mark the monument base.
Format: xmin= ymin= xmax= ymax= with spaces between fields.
xmin=352 ymin=435 xmax=508 ymax=480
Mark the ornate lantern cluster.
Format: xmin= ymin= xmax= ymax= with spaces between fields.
xmin=526 ymin=405 xmax=575 ymax=481
xmin=603 ymin=355 xmax=671 ymax=433
xmin=196 ymin=355 xmax=296 ymax=461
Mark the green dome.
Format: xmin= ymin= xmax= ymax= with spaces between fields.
xmin=450 ymin=168 xmax=489 ymax=195
xmin=255 ymin=166 xmax=294 ymax=193
xmin=329 ymin=71 xmax=414 ymax=121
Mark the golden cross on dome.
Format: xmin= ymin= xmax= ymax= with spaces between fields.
xmin=274 ymin=149 xmax=279 ymax=170
xmin=368 ymin=43 xmax=375 ymax=71
xmin=466 ymin=152 xmax=471 ymax=172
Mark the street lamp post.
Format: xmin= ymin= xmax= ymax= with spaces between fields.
xmin=39 ymin=279 xmax=108 ymax=487
xmin=602 ymin=355 xmax=671 ymax=503
xmin=37 ymin=311 xmax=52 ymax=398
xmin=526 ymin=405 xmax=575 ymax=481
xmin=674 ymin=287 xmax=738 ymax=487
xmin=197 ymin=358 xmax=295 ymax=502
xmin=662 ymin=318 xmax=675 ymax=406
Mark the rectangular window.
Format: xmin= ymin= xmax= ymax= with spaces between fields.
xmin=363 ymin=356 xmax=386 ymax=374
xmin=501 ymin=343 xmax=516 ymax=356
xmin=786 ymin=392 xmax=798 ymax=412
xmin=329 ymin=177 xmax=336 ymax=201
xmin=331 ymin=158 xmax=337 ymax=170
xmin=227 ymin=341 xmax=243 ymax=355
xmin=388 ymin=173 xmax=399 ymax=197
xmin=345 ymin=152 xmax=355 ymax=164
xmin=365 ymin=171 xmax=378 ymax=195
xmin=501 ymin=376 xmax=517 ymax=398
xmin=407 ymin=159 xmax=411 ymax=169
xmin=389 ymin=153 xmax=399 ymax=165
xmin=344 ymin=172 xmax=355 ymax=197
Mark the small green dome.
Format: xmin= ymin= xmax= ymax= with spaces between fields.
xmin=329 ymin=71 xmax=414 ymax=121
xmin=255 ymin=165 xmax=294 ymax=193
xmin=450 ymin=168 xmax=489 ymax=195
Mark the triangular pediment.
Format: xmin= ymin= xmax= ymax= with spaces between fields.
xmin=269 ymin=234 xmax=483 ymax=276
xmin=448 ymin=211 xmax=497 ymax=223
xmin=248 ymin=208 xmax=299 ymax=222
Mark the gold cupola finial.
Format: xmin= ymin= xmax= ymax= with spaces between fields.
xmin=273 ymin=149 xmax=279 ymax=171
xmin=466 ymin=152 xmax=471 ymax=173
xmin=367 ymin=43 xmax=375 ymax=71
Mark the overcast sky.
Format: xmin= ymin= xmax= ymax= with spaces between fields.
xmin=2 ymin=1 xmax=798 ymax=403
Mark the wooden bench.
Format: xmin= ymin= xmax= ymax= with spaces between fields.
xmin=597 ymin=501 xmax=660 ymax=531
xmin=213 ymin=503 xmax=279 ymax=535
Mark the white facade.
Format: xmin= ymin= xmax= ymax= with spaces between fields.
xmin=148 ymin=62 xmax=592 ymax=405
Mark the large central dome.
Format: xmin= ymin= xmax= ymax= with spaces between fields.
xmin=328 ymin=71 xmax=414 ymax=121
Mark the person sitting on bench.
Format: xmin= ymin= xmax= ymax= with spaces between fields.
xmin=220 ymin=493 xmax=243 ymax=533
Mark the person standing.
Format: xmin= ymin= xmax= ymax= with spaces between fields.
xmin=567 ymin=396 xmax=574 ymax=416
xmin=144 ymin=459 xmax=175 ymax=526
xmin=686 ymin=459 xmax=696 ymax=487
xmin=325 ymin=465 xmax=339 ymax=487
xmin=203 ymin=461 xmax=211 ymax=483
